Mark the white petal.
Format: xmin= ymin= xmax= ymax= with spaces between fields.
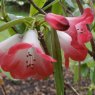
xmin=57 ymin=31 xmax=72 ymax=52
xmin=0 ymin=34 xmax=22 ymax=52
xmin=22 ymin=30 xmax=43 ymax=51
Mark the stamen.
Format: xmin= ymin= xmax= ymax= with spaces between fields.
xmin=33 ymin=59 xmax=36 ymax=61
xmin=26 ymin=60 xmax=28 ymax=63
xmin=81 ymin=29 xmax=83 ymax=31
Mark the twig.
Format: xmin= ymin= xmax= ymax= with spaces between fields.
xmin=37 ymin=31 xmax=49 ymax=55
xmin=76 ymin=0 xmax=95 ymax=60
xmin=89 ymin=0 xmax=95 ymax=18
xmin=28 ymin=0 xmax=46 ymax=15
xmin=88 ymin=49 xmax=93 ymax=56
xmin=65 ymin=82 xmax=80 ymax=95
xmin=1 ymin=85 xmax=7 ymax=95
xmin=76 ymin=0 xmax=83 ymax=13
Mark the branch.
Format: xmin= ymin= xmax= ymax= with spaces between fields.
xmin=76 ymin=0 xmax=83 ymax=13
xmin=37 ymin=31 xmax=49 ymax=55
xmin=65 ymin=82 xmax=80 ymax=95
xmin=28 ymin=0 xmax=46 ymax=15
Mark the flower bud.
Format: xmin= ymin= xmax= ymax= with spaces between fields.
xmin=45 ymin=13 xmax=69 ymax=31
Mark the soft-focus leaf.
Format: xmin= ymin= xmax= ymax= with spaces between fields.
xmin=0 ymin=17 xmax=34 ymax=33
xmin=65 ymin=0 xmax=75 ymax=8
xmin=90 ymin=67 xmax=95 ymax=84
xmin=87 ymin=89 xmax=93 ymax=95
xmin=0 ymin=68 xmax=13 ymax=80
xmin=81 ymin=63 xmax=89 ymax=77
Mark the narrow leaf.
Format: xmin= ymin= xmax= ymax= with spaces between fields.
xmin=50 ymin=29 xmax=64 ymax=95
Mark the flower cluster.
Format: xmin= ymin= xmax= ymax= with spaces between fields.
xmin=0 ymin=30 xmax=56 ymax=79
xmin=0 ymin=8 xmax=93 ymax=80
xmin=45 ymin=8 xmax=94 ymax=68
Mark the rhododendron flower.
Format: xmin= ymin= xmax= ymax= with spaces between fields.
xmin=57 ymin=8 xmax=93 ymax=68
xmin=45 ymin=8 xmax=93 ymax=68
xmin=57 ymin=32 xmax=88 ymax=68
xmin=1 ymin=30 xmax=56 ymax=79
xmin=45 ymin=13 xmax=70 ymax=31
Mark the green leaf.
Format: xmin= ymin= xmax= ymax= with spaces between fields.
xmin=0 ymin=68 xmax=13 ymax=80
xmin=52 ymin=2 xmax=64 ymax=15
xmin=50 ymin=29 xmax=64 ymax=95
xmin=0 ymin=17 xmax=34 ymax=33
xmin=81 ymin=63 xmax=89 ymax=77
xmin=8 ymin=14 xmax=26 ymax=34
xmin=29 ymin=0 xmax=46 ymax=16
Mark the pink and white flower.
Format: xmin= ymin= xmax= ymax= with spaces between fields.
xmin=57 ymin=31 xmax=87 ymax=68
xmin=1 ymin=30 xmax=56 ymax=79
xmin=45 ymin=8 xmax=93 ymax=68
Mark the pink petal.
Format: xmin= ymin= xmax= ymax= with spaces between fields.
xmin=75 ymin=22 xmax=92 ymax=44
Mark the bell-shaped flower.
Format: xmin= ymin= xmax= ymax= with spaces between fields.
xmin=57 ymin=31 xmax=88 ymax=68
xmin=1 ymin=30 xmax=56 ymax=79
xmin=45 ymin=13 xmax=70 ymax=31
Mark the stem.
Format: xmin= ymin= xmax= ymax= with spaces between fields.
xmin=78 ymin=61 xmax=81 ymax=86
xmin=43 ymin=0 xmax=58 ymax=11
xmin=1 ymin=0 xmax=7 ymax=19
xmin=89 ymin=0 xmax=95 ymax=21
xmin=28 ymin=0 xmax=46 ymax=15
xmin=76 ymin=0 xmax=83 ymax=13
xmin=76 ymin=0 xmax=95 ymax=60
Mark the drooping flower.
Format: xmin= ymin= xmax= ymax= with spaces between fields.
xmin=45 ymin=8 xmax=93 ymax=68
xmin=57 ymin=8 xmax=93 ymax=68
xmin=57 ymin=31 xmax=88 ymax=68
xmin=1 ymin=30 xmax=56 ymax=79
xmin=45 ymin=13 xmax=70 ymax=31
